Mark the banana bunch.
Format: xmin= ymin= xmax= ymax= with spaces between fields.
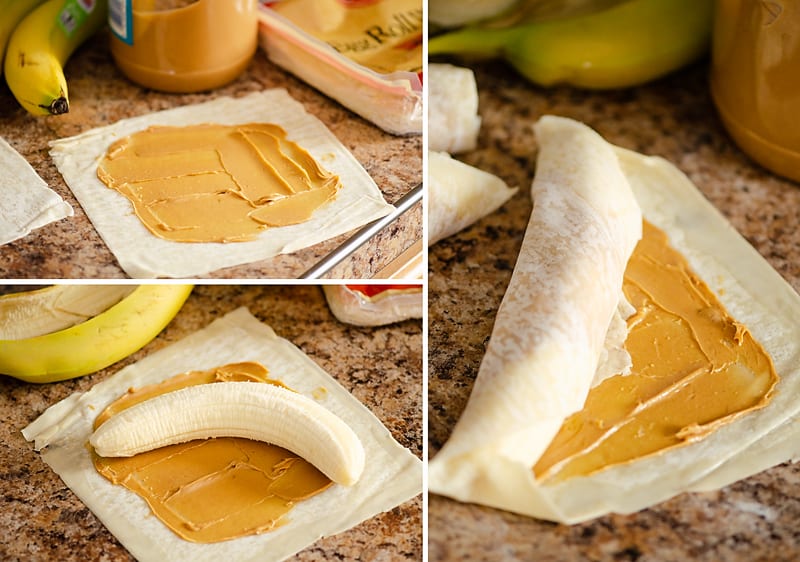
xmin=90 ymin=381 xmax=366 ymax=486
xmin=428 ymin=0 xmax=713 ymax=90
xmin=2 ymin=0 xmax=108 ymax=115
xmin=0 ymin=284 xmax=193 ymax=383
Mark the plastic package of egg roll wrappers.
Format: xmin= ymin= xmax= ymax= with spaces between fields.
xmin=258 ymin=0 xmax=422 ymax=135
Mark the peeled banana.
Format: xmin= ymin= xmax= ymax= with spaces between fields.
xmin=90 ymin=381 xmax=366 ymax=486
xmin=0 ymin=284 xmax=193 ymax=383
xmin=0 ymin=285 xmax=135 ymax=340
xmin=428 ymin=0 xmax=713 ymax=90
xmin=3 ymin=0 xmax=108 ymax=115
xmin=0 ymin=0 xmax=47 ymax=78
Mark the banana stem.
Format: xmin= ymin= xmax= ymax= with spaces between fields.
xmin=428 ymin=26 xmax=520 ymax=59
xmin=47 ymin=96 xmax=68 ymax=115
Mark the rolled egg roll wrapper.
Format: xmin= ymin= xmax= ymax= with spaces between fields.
xmin=428 ymin=115 xmax=642 ymax=520
xmin=427 ymin=151 xmax=517 ymax=246
xmin=430 ymin=118 xmax=800 ymax=524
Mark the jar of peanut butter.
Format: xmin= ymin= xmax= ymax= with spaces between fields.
xmin=710 ymin=0 xmax=800 ymax=183
xmin=108 ymin=0 xmax=258 ymax=93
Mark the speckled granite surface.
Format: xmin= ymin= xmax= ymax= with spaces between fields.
xmin=0 ymin=285 xmax=422 ymax=561
xmin=0 ymin=30 xmax=421 ymax=280
xmin=428 ymin=60 xmax=800 ymax=561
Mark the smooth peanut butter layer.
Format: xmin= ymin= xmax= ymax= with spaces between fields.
xmin=97 ymin=123 xmax=341 ymax=243
xmin=534 ymin=221 xmax=779 ymax=483
xmin=92 ymin=362 xmax=332 ymax=543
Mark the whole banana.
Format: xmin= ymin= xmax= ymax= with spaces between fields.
xmin=0 ymin=285 xmax=193 ymax=383
xmin=3 ymin=0 xmax=108 ymax=115
xmin=0 ymin=0 xmax=47 ymax=77
xmin=428 ymin=0 xmax=713 ymax=90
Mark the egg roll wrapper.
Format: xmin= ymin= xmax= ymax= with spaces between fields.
xmin=22 ymin=307 xmax=421 ymax=561
xmin=0 ymin=136 xmax=72 ymax=245
xmin=49 ymin=90 xmax=394 ymax=278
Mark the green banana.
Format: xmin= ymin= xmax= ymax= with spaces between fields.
xmin=428 ymin=0 xmax=713 ymax=90
xmin=0 ymin=0 xmax=48 ymax=78
xmin=3 ymin=0 xmax=108 ymax=115
xmin=0 ymin=285 xmax=193 ymax=384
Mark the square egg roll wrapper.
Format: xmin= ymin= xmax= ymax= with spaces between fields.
xmin=0 ymin=136 xmax=72 ymax=246
xmin=49 ymin=90 xmax=394 ymax=278
xmin=428 ymin=116 xmax=800 ymax=523
xmin=22 ymin=307 xmax=422 ymax=561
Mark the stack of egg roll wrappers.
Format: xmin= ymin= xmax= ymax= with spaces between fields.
xmin=0 ymin=136 xmax=72 ymax=246
xmin=428 ymin=116 xmax=800 ymax=523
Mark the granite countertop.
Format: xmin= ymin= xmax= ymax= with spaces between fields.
xmin=0 ymin=285 xmax=422 ymax=561
xmin=0 ymin=30 xmax=421 ymax=280
xmin=427 ymin=60 xmax=800 ymax=561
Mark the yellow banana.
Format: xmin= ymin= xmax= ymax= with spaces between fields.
xmin=3 ymin=0 xmax=108 ymax=115
xmin=0 ymin=285 xmax=193 ymax=384
xmin=428 ymin=0 xmax=713 ymax=90
xmin=0 ymin=0 xmax=48 ymax=78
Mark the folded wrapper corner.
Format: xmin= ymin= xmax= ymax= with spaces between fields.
xmin=428 ymin=115 xmax=800 ymax=523
xmin=427 ymin=151 xmax=518 ymax=246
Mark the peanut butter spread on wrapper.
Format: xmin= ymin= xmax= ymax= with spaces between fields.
xmin=96 ymin=123 xmax=341 ymax=243
xmin=92 ymin=362 xmax=332 ymax=543
xmin=534 ymin=221 xmax=779 ymax=482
